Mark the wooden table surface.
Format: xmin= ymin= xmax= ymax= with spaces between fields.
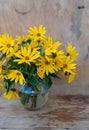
xmin=0 ymin=95 xmax=89 ymax=130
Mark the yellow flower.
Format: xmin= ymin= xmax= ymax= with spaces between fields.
xmin=53 ymin=50 xmax=64 ymax=70
xmin=60 ymin=56 xmax=76 ymax=74
xmin=36 ymin=39 xmax=43 ymax=46
xmin=36 ymin=56 xmax=56 ymax=75
xmin=62 ymin=68 xmax=76 ymax=83
xmin=0 ymin=84 xmax=6 ymax=91
xmin=37 ymin=86 xmax=42 ymax=91
xmin=43 ymin=37 xmax=62 ymax=49
xmin=0 ymin=33 xmax=14 ymax=55
xmin=15 ymin=35 xmax=31 ymax=44
xmin=28 ymin=25 xmax=46 ymax=41
xmin=37 ymin=67 xmax=45 ymax=79
xmin=44 ymin=37 xmax=62 ymax=56
xmin=7 ymin=70 xmax=25 ymax=85
xmin=3 ymin=90 xmax=20 ymax=100
xmin=67 ymin=43 xmax=80 ymax=60
xmin=68 ymin=72 xmax=76 ymax=83
xmin=14 ymin=46 xmax=40 ymax=65
xmin=0 ymin=59 xmax=6 ymax=74
xmin=7 ymin=44 xmax=18 ymax=58
xmin=0 ymin=59 xmax=6 ymax=80
xmin=61 ymin=69 xmax=76 ymax=83
xmin=26 ymin=41 xmax=38 ymax=50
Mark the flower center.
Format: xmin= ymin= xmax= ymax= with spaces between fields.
xmin=25 ymin=56 xmax=29 ymax=60
xmin=37 ymin=39 xmax=41 ymax=43
xmin=63 ymin=64 xmax=68 ymax=69
xmin=52 ymin=53 xmax=57 ymax=58
xmin=7 ymin=44 xmax=11 ymax=48
xmin=37 ymin=33 xmax=41 ymax=37
xmin=16 ymin=72 xmax=20 ymax=76
xmin=45 ymin=60 xmax=49 ymax=65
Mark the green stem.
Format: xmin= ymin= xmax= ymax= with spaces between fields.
xmin=21 ymin=93 xmax=30 ymax=105
xmin=31 ymin=94 xmax=37 ymax=108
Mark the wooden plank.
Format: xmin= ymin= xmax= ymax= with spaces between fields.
xmin=0 ymin=95 xmax=89 ymax=129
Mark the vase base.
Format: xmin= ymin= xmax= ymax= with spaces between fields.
xmin=20 ymin=92 xmax=48 ymax=110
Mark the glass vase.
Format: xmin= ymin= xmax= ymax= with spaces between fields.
xmin=19 ymin=83 xmax=48 ymax=110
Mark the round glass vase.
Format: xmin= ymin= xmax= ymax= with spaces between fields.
xmin=19 ymin=83 xmax=48 ymax=110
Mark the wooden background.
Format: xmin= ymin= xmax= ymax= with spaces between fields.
xmin=0 ymin=0 xmax=89 ymax=95
xmin=1 ymin=1 xmax=89 ymax=129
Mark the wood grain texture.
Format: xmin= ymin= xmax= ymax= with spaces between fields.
xmin=0 ymin=95 xmax=89 ymax=129
xmin=0 ymin=0 xmax=89 ymax=94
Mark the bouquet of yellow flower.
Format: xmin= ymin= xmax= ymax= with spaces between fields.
xmin=0 ymin=25 xmax=79 ymax=109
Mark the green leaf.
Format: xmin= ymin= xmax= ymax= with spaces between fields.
xmin=27 ymin=39 xmax=32 ymax=44
xmin=30 ymin=75 xmax=41 ymax=87
xmin=44 ymin=75 xmax=52 ymax=89
xmin=20 ymin=69 xmax=29 ymax=76
xmin=66 ymin=52 xmax=70 ymax=56
xmin=7 ymin=58 xmax=18 ymax=67
xmin=21 ymin=93 xmax=30 ymax=105
xmin=30 ymin=63 xmax=36 ymax=74
xmin=4 ymin=78 xmax=14 ymax=93
xmin=0 ymin=53 xmax=6 ymax=60
xmin=50 ymin=73 xmax=62 ymax=79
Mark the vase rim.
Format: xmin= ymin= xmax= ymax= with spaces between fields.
xmin=20 ymin=83 xmax=48 ymax=95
